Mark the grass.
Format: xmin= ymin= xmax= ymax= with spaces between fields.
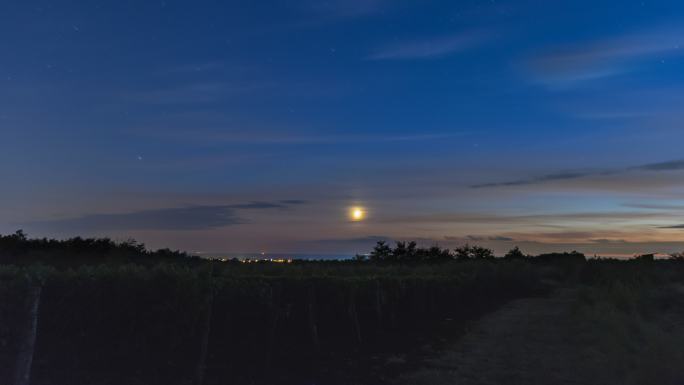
xmin=570 ymin=262 xmax=684 ymax=385
xmin=0 ymin=259 xmax=557 ymax=385
xmin=396 ymin=260 xmax=684 ymax=385
xmin=3 ymin=245 xmax=684 ymax=384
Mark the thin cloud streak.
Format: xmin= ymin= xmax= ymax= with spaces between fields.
xmin=622 ymin=203 xmax=684 ymax=210
xmin=635 ymin=159 xmax=684 ymax=171
xmin=312 ymin=235 xmax=392 ymax=244
xmin=158 ymin=129 xmax=466 ymax=145
xmin=444 ymin=235 xmax=515 ymax=242
xmin=368 ymin=32 xmax=488 ymax=60
xmin=128 ymin=82 xmax=272 ymax=105
xmin=472 ymin=171 xmax=594 ymax=188
xmin=25 ymin=200 xmax=308 ymax=232
xmin=377 ymin=211 xmax=671 ymax=226
xmin=28 ymin=206 xmax=244 ymax=231
xmin=305 ymin=0 xmax=387 ymax=18
xmin=472 ymin=159 xmax=684 ymax=189
xmin=528 ymin=27 xmax=684 ymax=85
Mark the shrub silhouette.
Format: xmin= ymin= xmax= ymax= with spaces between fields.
xmin=535 ymin=251 xmax=586 ymax=263
xmin=471 ymin=245 xmax=495 ymax=259
xmin=369 ymin=241 xmax=392 ymax=262
xmin=393 ymin=241 xmax=418 ymax=261
xmin=635 ymin=253 xmax=655 ymax=262
xmin=453 ymin=244 xmax=495 ymax=260
xmin=504 ymin=246 xmax=527 ymax=260
xmin=365 ymin=241 xmax=494 ymax=262
xmin=0 ymin=231 xmax=198 ymax=268
xmin=453 ymin=244 xmax=472 ymax=260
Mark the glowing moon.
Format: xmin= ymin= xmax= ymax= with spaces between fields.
xmin=350 ymin=207 xmax=366 ymax=221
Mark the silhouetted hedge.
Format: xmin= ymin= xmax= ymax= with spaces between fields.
xmin=0 ymin=230 xmax=200 ymax=268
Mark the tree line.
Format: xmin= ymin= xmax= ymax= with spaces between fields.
xmin=357 ymin=241 xmax=588 ymax=263
xmin=0 ymin=230 xmax=199 ymax=267
xmin=3 ymin=230 xmax=675 ymax=266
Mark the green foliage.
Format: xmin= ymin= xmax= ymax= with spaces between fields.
xmin=572 ymin=265 xmax=684 ymax=385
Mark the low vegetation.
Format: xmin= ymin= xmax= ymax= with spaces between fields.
xmin=1 ymin=231 xmax=683 ymax=385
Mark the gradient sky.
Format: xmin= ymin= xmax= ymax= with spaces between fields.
xmin=3 ymin=0 xmax=684 ymax=256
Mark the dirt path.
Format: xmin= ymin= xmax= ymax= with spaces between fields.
xmin=397 ymin=289 xmax=609 ymax=385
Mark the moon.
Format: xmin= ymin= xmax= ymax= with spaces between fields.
xmin=349 ymin=207 xmax=366 ymax=221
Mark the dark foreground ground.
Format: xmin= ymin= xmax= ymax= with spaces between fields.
xmin=2 ymin=237 xmax=684 ymax=385
xmin=1 ymin=261 xmax=549 ymax=385
xmin=399 ymin=283 xmax=684 ymax=385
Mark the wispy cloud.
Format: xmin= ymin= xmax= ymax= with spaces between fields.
xmin=659 ymin=224 xmax=684 ymax=229
xmin=237 ymin=132 xmax=462 ymax=144
xmin=312 ymin=235 xmax=392 ymax=244
xmin=635 ymin=159 xmax=684 ymax=171
xmin=26 ymin=200 xmax=307 ymax=232
xmin=278 ymin=199 xmax=308 ymax=205
xmin=154 ymin=127 xmax=465 ymax=145
xmin=128 ymin=82 xmax=270 ymax=105
xmin=164 ymin=61 xmax=226 ymax=74
xmin=623 ymin=202 xmax=684 ymax=210
xmin=444 ymin=235 xmax=515 ymax=242
xmin=305 ymin=0 xmax=387 ymax=18
xmin=368 ymin=31 xmax=488 ymax=60
xmin=223 ymin=201 xmax=289 ymax=209
xmin=472 ymin=171 xmax=595 ymax=188
xmin=472 ymin=158 xmax=684 ymax=189
xmin=527 ymin=27 xmax=684 ymax=86
xmin=28 ymin=206 xmax=243 ymax=231
xmin=383 ymin=211 xmax=670 ymax=225
xmin=588 ymin=238 xmax=629 ymax=244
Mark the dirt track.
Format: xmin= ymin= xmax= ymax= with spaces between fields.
xmin=398 ymin=290 xmax=611 ymax=385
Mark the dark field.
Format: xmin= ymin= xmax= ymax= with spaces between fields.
xmin=2 ymin=235 xmax=684 ymax=385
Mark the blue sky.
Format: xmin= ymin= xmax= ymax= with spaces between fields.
xmin=2 ymin=0 xmax=684 ymax=256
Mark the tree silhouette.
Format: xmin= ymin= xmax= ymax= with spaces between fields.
xmin=13 ymin=229 xmax=27 ymax=241
xmin=453 ymin=244 xmax=495 ymax=260
xmin=369 ymin=241 xmax=392 ymax=262
xmin=393 ymin=241 xmax=407 ymax=261
xmin=504 ymin=246 xmax=526 ymax=259
xmin=424 ymin=245 xmax=451 ymax=261
xmin=0 ymin=230 xmax=199 ymax=267
xmin=635 ymin=253 xmax=655 ymax=262
xmin=471 ymin=245 xmax=495 ymax=259
xmin=535 ymin=251 xmax=586 ymax=263
xmin=454 ymin=244 xmax=472 ymax=260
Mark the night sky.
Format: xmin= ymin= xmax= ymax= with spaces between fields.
xmin=3 ymin=0 xmax=684 ymax=257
